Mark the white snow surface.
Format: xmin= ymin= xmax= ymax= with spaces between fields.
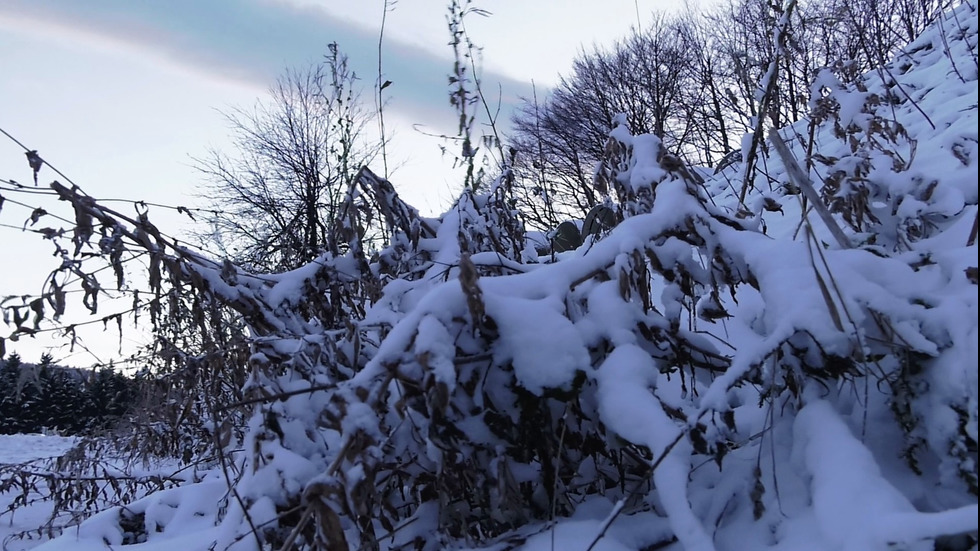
xmin=1 ymin=435 xmax=77 ymax=551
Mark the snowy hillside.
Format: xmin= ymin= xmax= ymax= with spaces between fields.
xmin=1 ymin=1 xmax=977 ymax=551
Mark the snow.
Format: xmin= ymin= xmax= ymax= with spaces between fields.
xmin=485 ymin=293 xmax=589 ymax=394
xmin=595 ymin=345 xmax=716 ymax=551
xmin=0 ymin=435 xmax=77 ymax=551
xmin=414 ymin=314 xmax=458 ymax=389
xmin=794 ymin=398 xmax=978 ymax=550
xmin=0 ymin=435 xmax=75 ymax=465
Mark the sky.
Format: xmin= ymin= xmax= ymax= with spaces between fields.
xmin=0 ymin=0 xmax=677 ymax=366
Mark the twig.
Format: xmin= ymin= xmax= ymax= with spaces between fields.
xmin=551 ymin=407 xmax=569 ymax=551
xmin=768 ymin=128 xmax=850 ymax=249
xmin=376 ymin=0 xmax=393 ymax=178
xmin=738 ymin=0 xmax=797 ymax=205
xmin=278 ymin=506 xmax=314 ymax=551
xmin=967 ymin=210 xmax=978 ymax=246
xmin=215 ymin=382 xmax=337 ymax=411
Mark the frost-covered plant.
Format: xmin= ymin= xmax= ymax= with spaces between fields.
xmin=801 ymin=0 xmax=978 ymax=498
xmin=0 ymin=442 xmax=191 ymax=548
xmin=810 ymin=67 xmax=932 ymax=249
xmin=806 ymin=3 xmax=974 ymax=250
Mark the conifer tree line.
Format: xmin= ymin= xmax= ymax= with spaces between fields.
xmin=0 ymin=353 xmax=137 ymax=435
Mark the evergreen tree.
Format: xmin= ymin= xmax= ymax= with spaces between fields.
xmin=0 ymin=352 xmax=23 ymax=434
xmin=12 ymin=357 xmax=42 ymax=434
xmin=0 ymin=353 xmax=135 ymax=434
xmin=39 ymin=358 xmax=86 ymax=433
xmin=83 ymin=366 xmax=136 ymax=432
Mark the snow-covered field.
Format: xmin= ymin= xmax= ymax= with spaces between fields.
xmin=1 ymin=435 xmax=209 ymax=551
xmin=0 ymin=435 xmax=77 ymax=551
xmin=0 ymin=435 xmax=75 ymax=466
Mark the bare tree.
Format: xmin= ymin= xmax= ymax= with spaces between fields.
xmin=701 ymin=0 xmax=951 ymax=143
xmin=510 ymin=13 xmax=697 ymax=230
xmin=195 ymin=43 xmax=380 ymax=272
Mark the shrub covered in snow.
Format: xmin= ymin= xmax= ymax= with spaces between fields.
xmin=1 ymin=1 xmax=978 ymax=550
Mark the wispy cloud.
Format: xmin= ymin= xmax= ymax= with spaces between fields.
xmin=0 ymin=0 xmax=534 ymax=129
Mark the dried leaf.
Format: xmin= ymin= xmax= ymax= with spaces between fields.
xmin=690 ymin=423 xmax=710 ymax=455
xmin=459 ymin=253 xmax=485 ymax=329
xmin=713 ymin=442 xmax=729 ymax=469
xmin=751 ymin=466 xmax=766 ymax=520
xmin=44 ymin=279 xmax=67 ymax=321
xmin=25 ymin=150 xmax=43 ymax=185
xmin=37 ymin=227 xmax=61 ymax=240
xmin=698 ymin=293 xmax=731 ymax=321
xmin=81 ymin=274 xmax=100 ymax=314
xmin=618 ymin=267 xmax=631 ymax=300
xmin=175 ymin=206 xmax=196 ymax=221
xmin=72 ymin=203 xmax=94 ymax=254
xmin=221 ymin=259 xmax=238 ymax=285
xmin=25 ymin=207 xmax=47 ymax=228
xmin=762 ymin=197 xmax=783 ymax=213
xmin=722 ymin=410 xmax=736 ymax=432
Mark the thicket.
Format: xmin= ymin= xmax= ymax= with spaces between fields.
xmin=509 ymin=0 xmax=956 ymax=231
xmin=0 ymin=0 xmax=976 ymax=549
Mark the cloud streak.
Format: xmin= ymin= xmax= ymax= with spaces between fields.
xmin=0 ymin=0 xmax=534 ymax=130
